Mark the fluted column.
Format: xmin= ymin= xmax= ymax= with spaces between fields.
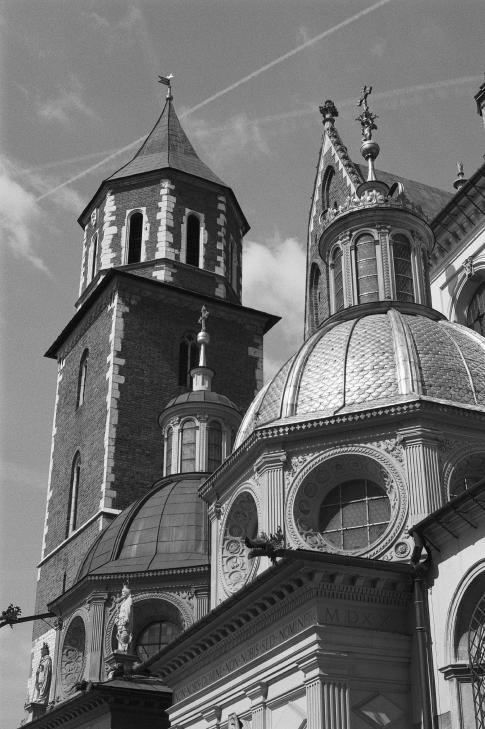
xmin=194 ymin=587 xmax=209 ymax=621
xmin=246 ymin=682 xmax=268 ymax=729
xmin=253 ymin=451 xmax=286 ymax=537
xmin=87 ymin=593 xmax=108 ymax=681
xmin=209 ymin=501 xmax=222 ymax=608
xmin=299 ymin=653 xmax=349 ymax=729
xmin=402 ymin=428 xmax=442 ymax=524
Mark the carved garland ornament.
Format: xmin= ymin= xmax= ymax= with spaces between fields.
xmin=219 ymin=489 xmax=259 ymax=597
xmin=286 ymin=445 xmax=408 ymax=559
xmin=60 ymin=615 xmax=86 ymax=696
xmin=103 ymin=590 xmax=194 ymax=659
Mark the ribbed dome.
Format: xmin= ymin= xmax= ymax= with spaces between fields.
xmin=164 ymin=390 xmax=239 ymax=410
xmin=235 ymin=307 xmax=485 ymax=448
xmin=77 ymin=476 xmax=208 ymax=580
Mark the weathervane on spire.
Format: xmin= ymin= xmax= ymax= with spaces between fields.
xmin=356 ymin=84 xmax=378 ymax=141
xmin=158 ymin=73 xmax=174 ymax=100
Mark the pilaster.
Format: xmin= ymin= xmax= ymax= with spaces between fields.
xmin=209 ymin=501 xmax=222 ymax=608
xmin=194 ymin=587 xmax=210 ymax=622
xmin=298 ymin=652 xmax=349 ymax=729
xmin=86 ymin=593 xmax=108 ymax=681
xmin=401 ymin=428 xmax=443 ymax=524
xmin=246 ymin=682 xmax=268 ymax=729
xmin=253 ymin=450 xmax=286 ymax=536
xmin=198 ymin=414 xmax=209 ymax=472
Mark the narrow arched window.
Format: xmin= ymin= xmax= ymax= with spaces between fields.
xmin=309 ymin=263 xmax=322 ymax=327
xmin=127 ymin=212 xmax=143 ymax=264
xmin=332 ymin=247 xmax=344 ymax=312
xmin=208 ymin=421 xmax=223 ymax=472
xmin=392 ymin=234 xmax=414 ymax=303
xmin=165 ymin=427 xmax=173 ymax=476
xmin=322 ymin=166 xmax=335 ymax=211
xmin=76 ymin=349 xmax=89 ymax=408
xmin=186 ymin=214 xmax=200 ymax=267
xmin=356 ymin=234 xmax=379 ymax=304
xmin=178 ymin=333 xmax=197 ymax=387
xmin=181 ymin=420 xmax=197 ymax=472
xmin=89 ymin=234 xmax=98 ymax=282
xmin=66 ymin=453 xmax=81 ymax=537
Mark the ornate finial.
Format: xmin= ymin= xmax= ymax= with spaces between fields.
xmin=319 ymin=99 xmax=339 ymax=129
xmin=356 ymin=84 xmax=380 ymax=182
xmin=453 ymin=161 xmax=467 ymax=190
xmin=197 ymin=306 xmax=210 ymax=367
xmin=158 ymin=74 xmax=174 ymax=100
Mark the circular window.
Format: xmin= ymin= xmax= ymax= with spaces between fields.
xmin=292 ymin=453 xmax=398 ymax=556
xmin=319 ymin=479 xmax=390 ymax=550
xmin=135 ymin=620 xmax=181 ymax=662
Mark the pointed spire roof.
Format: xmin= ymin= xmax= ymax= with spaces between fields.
xmin=108 ymin=97 xmax=226 ymax=186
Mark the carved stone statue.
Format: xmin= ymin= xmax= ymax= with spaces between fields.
xmin=228 ymin=713 xmax=243 ymax=728
xmin=115 ymin=584 xmax=133 ymax=652
xmin=33 ymin=643 xmax=52 ymax=704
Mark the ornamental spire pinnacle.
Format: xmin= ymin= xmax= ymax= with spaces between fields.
xmin=158 ymin=73 xmax=174 ymax=101
xmin=356 ymin=84 xmax=380 ymax=182
xmin=191 ymin=306 xmax=214 ymax=392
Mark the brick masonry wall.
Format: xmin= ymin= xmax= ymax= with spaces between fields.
xmin=80 ymin=172 xmax=244 ymax=304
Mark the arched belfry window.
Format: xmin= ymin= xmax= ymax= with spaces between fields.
xmin=392 ymin=234 xmax=414 ymax=303
xmin=332 ymin=247 xmax=344 ymax=312
xmin=180 ymin=420 xmax=197 ymax=472
xmin=66 ymin=452 xmax=81 ymax=537
xmin=355 ymin=234 xmax=379 ymax=304
xmin=76 ymin=349 xmax=89 ymax=408
xmin=89 ymin=234 xmax=98 ymax=283
xmin=309 ymin=263 xmax=322 ymax=328
xmin=322 ymin=166 xmax=335 ymax=212
xmin=467 ymin=282 xmax=485 ymax=336
xmin=208 ymin=421 xmax=223 ymax=471
xmin=178 ymin=333 xmax=197 ymax=387
xmin=127 ymin=212 xmax=143 ymax=264
xmin=186 ymin=214 xmax=200 ymax=267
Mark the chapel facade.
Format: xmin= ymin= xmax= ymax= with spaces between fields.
xmin=20 ymin=76 xmax=485 ymax=729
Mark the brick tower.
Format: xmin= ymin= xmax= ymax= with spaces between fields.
xmin=30 ymin=83 xmax=277 ymax=681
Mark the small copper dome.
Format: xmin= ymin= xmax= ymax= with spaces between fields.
xmin=235 ymin=306 xmax=485 ymax=448
xmin=77 ymin=475 xmax=208 ymax=579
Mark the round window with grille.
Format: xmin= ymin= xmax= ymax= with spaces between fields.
xmin=135 ymin=620 xmax=181 ymax=662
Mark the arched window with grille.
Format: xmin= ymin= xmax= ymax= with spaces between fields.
xmin=135 ymin=620 xmax=182 ymax=662
xmin=186 ymin=214 xmax=200 ymax=267
xmin=127 ymin=211 xmax=143 ymax=264
xmin=165 ymin=427 xmax=173 ymax=476
xmin=180 ymin=420 xmax=197 ymax=472
xmin=392 ymin=234 xmax=414 ymax=302
xmin=322 ymin=166 xmax=335 ymax=212
xmin=178 ymin=333 xmax=197 ymax=387
xmin=467 ymin=281 xmax=485 ymax=336
xmin=332 ymin=247 xmax=344 ymax=312
xmin=208 ymin=421 xmax=223 ymax=471
xmin=66 ymin=452 xmax=81 ymax=537
xmin=76 ymin=349 xmax=89 ymax=408
xmin=355 ymin=234 xmax=379 ymax=304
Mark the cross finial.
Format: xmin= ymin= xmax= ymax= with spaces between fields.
xmin=358 ymin=85 xmax=373 ymax=111
xmin=198 ymin=306 xmax=209 ymax=331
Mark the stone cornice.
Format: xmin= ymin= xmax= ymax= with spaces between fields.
xmin=200 ymin=397 xmax=485 ymax=501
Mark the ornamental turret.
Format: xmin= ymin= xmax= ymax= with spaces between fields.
xmin=159 ymin=307 xmax=241 ymax=476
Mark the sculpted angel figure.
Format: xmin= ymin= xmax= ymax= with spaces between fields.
xmin=115 ymin=584 xmax=133 ymax=652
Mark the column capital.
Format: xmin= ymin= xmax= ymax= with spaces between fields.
xmin=399 ymin=426 xmax=442 ymax=446
xmin=86 ymin=591 xmax=109 ymax=605
xmin=253 ymin=450 xmax=286 ymax=475
xmin=297 ymin=650 xmax=349 ymax=681
xmin=202 ymin=705 xmax=222 ymax=724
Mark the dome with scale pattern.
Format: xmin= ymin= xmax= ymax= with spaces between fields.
xmin=234 ymin=304 xmax=485 ymax=448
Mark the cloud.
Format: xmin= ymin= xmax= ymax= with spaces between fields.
xmin=0 ymin=161 xmax=48 ymax=272
xmin=37 ymin=79 xmax=98 ymax=126
xmin=242 ymin=234 xmax=306 ymax=381
xmin=187 ymin=113 xmax=270 ymax=167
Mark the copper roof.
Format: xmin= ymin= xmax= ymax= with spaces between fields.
xmin=77 ymin=475 xmax=208 ymax=579
xmin=235 ymin=308 xmax=485 ymax=447
xmin=108 ymin=97 xmax=226 ymax=186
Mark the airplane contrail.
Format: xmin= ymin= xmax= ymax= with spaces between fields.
xmin=34 ymin=0 xmax=393 ymax=203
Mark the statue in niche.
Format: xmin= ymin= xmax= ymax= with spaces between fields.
xmin=33 ymin=643 xmax=52 ymax=704
xmin=115 ymin=584 xmax=133 ymax=652
xmin=228 ymin=713 xmax=243 ymax=728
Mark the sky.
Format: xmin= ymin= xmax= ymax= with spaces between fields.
xmin=0 ymin=0 xmax=484 ymax=726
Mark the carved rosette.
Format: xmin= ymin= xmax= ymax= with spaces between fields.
xmin=219 ymin=489 xmax=259 ymax=596
xmin=60 ymin=616 xmax=86 ymax=696
xmin=286 ymin=445 xmax=407 ymax=559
